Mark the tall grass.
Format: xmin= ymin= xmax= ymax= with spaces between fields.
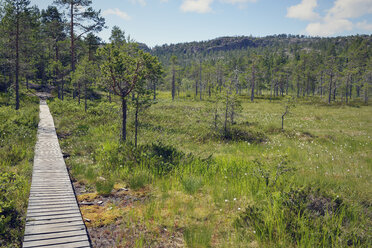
xmin=49 ymin=94 xmax=372 ymax=247
xmin=0 ymin=93 xmax=39 ymax=247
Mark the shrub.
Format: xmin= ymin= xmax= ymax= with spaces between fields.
xmin=184 ymin=225 xmax=212 ymax=248
xmin=0 ymin=172 xmax=23 ymax=243
xmin=235 ymin=187 xmax=367 ymax=247
xmin=181 ymin=176 xmax=203 ymax=194
xmin=128 ymin=171 xmax=151 ymax=190
xmin=222 ymin=126 xmax=267 ymax=143
xmin=95 ymin=178 xmax=114 ymax=196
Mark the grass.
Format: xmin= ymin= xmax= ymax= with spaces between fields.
xmin=0 ymin=92 xmax=39 ymax=247
xmin=48 ymin=91 xmax=372 ymax=247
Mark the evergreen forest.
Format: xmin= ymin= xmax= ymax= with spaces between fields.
xmin=0 ymin=0 xmax=371 ymax=247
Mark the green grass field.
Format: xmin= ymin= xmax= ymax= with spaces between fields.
xmin=49 ymin=92 xmax=372 ymax=247
xmin=0 ymin=93 xmax=39 ymax=247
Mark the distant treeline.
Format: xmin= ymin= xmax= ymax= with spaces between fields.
xmin=0 ymin=0 xmax=371 ymax=107
xmin=154 ymin=35 xmax=372 ymax=104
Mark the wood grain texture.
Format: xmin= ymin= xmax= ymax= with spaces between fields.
xmin=23 ymin=100 xmax=90 ymax=248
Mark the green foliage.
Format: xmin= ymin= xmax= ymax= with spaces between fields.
xmin=50 ymin=94 xmax=371 ymax=247
xmin=220 ymin=125 xmax=267 ymax=143
xmin=235 ymin=187 xmax=367 ymax=247
xmin=0 ymin=93 xmax=38 ymax=247
xmin=95 ymin=179 xmax=114 ymax=196
xmin=184 ymin=225 xmax=213 ymax=248
xmin=181 ymin=175 xmax=203 ymax=194
xmin=0 ymin=172 xmax=22 ymax=241
xmin=128 ymin=170 xmax=152 ymax=190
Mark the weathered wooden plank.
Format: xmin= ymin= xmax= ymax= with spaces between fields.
xmin=23 ymin=229 xmax=87 ymax=242
xmin=28 ymin=202 xmax=78 ymax=209
xmin=26 ymin=212 xmax=82 ymax=221
xmin=23 ymin=235 xmax=90 ymax=248
xmin=24 ymin=223 xmax=86 ymax=235
xmin=25 ymin=225 xmax=85 ymax=238
xmin=27 ymin=208 xmax=80 ymax=215
xmin=26 ymin=217 xmax=83 ymax=225
xmin=23 ymin=100 xmax=90 ymax=248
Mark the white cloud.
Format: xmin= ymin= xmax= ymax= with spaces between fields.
xmin=286 ymin=0 xmax=320 ymax=21
xmin=221 ymin=0 xmax=257 ymax=4
xmin=103 ymin=8 xmax=131 ymax=21
xmin=306 ymin=18 xmax=353 ymax=36
xmin=181 ymin=0 xmax=214 ymax=13
xmin=356 ymin=21 xmax=372 ymax=31
xmin=130 ymin=0 xmax=146 ymax=6
xmin=287 ymin=0 xmax=372 ymax=36
xmin=180 ymin=0 xmax=257 ymax=13
xmin=328 ymin=0 xmax=372 ymax=19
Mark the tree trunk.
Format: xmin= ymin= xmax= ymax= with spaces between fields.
xmin=57 ymin=81 xmax=60 ymax=100
xmin=320 ymin=72 xmax=324 ymax=97
xmin=78 ymin=83 xmax=81 ymax=104
xmin=70 ymin=2 xmax=76 ymax=99
xmin=171 ymin=67 xmax=175 ymax=100
xmin=270 ymin=81 xmax=273 ymax=101
xmin=153 ymin=81 xmax=156 ymax=100
xmin=286 ymin=76 xmax=289 ymax=95
xmin=199 ymin=81 xmax=202 ymax=100
xmin=365 ymin=82 xmax=369 ymax=105
xmin=251 ymin=65 xmax=255 ymax=102
xmin=230 ymin=104 xmax=234 ymax=125
xmin=199 ymin=60 xmax=202 ymax=100
xmin=224 ymin=92 xmax=229 ymax=136
xmin=15 ymin=11 xmax=20 ymax=110
xmin=328 ymin=73 xmax=333 ymax=104
xmin=349 ymin=82 xmax=352 ymax=100
xmin=195 ymin=80 xmax=198 ymax=97
xmin=56 ymin=41 xmax=60 ymax=99
xmin=134 ymin=96 xmax=139 ymax=147
xmin=84 ymin=81 xmax=87 ymax=112
xmin=345 ymin=75 xmax=349 ymax=104
xmin=333 ymin=87 xmax=337 ymax=101
xmin=61 ymin=75 xmax=64 ymax=100
xmin=121 ymin=96 xmax=127 ymax=141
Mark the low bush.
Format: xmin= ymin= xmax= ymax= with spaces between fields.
xmin=181 ymin=175 xmax=204 ymax=194
xmin=222 ymin=125 xmax=267 ymax=143
xmin=184 ymin=225 xmax=212 ymax=248
xmin=0 ymin=93 xmax=38 ymax=247
xmin=235 ymin=186 xmax=367 ymax=247
xmin=95 ymin=178 xmax=114 ymax=196
xmin=128 ymin=170 xmax=152 ymax=190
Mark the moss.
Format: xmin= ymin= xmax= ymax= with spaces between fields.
xmin=81 ymin=205 xmax=122 ymax=228
xmin=77 ymin=193 xmax=98 ymax=202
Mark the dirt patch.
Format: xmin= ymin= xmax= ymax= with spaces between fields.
xmin=56 ymin=131 xmax=71 ymax=139
xmin=72 ymin=182 xmax=183 ymax=247
xmin=87 ymin=223 xmax=184 ymax=248
xmin=296 ymin=131 xmax=316 ymax=141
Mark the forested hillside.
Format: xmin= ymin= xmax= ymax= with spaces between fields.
xmin=0 ymin=0 xmax=371 ymax=247
xmin=151 ymin=35 xmax=372 ymax=106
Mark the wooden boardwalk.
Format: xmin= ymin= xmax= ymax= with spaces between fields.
xmin=23 ymin=100 xmax=90 ymax=248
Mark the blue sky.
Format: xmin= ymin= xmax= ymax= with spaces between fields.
xmin=30 ymin=0 xmax=372 ymax=47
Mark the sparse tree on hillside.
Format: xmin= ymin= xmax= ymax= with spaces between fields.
xmin=54 ymin=0 xmax=105 ymax=99
xmin=41 ymin=6 xmax=66 ymax=99
xmin=98 ymin=42 xmax=162 ymax=141
xmin=109 ymin=25 xmax=126 ymax=46
xmin=72 ymin=56 xmax=98 ymax=111
xmin=1 ymin=0 xmax=32 ymax=109
xmin=170 ymin=55 xmax=177 ymax=101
